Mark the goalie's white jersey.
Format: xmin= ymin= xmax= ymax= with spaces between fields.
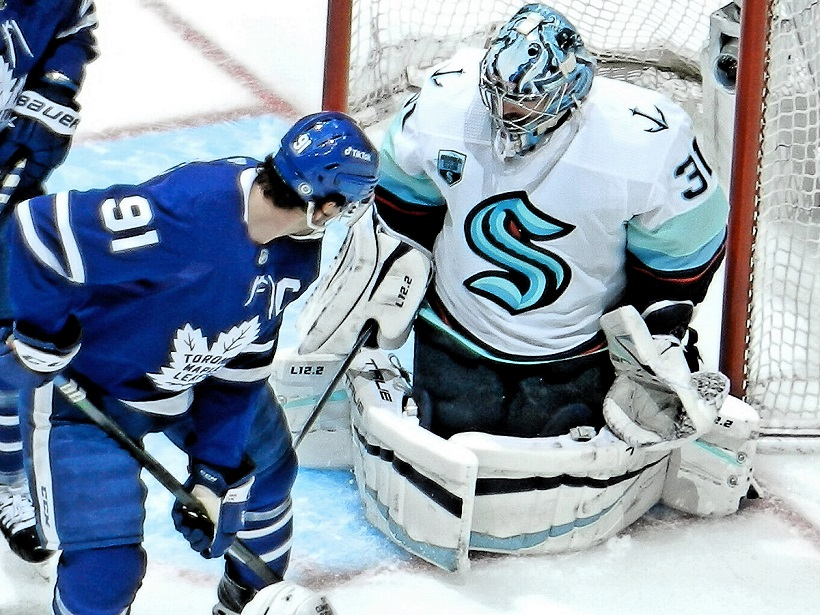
xmin=379 ymin=48 xmax=728 ymax=362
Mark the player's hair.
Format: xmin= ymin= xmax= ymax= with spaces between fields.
xmin=255 ymin=155 xmax=342 ymax=211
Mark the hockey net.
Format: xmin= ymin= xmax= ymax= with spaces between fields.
xmin=329 ymin=0 xmax=723 ymax=127
xmin=323 ymin=0 xmax=820 ymax=437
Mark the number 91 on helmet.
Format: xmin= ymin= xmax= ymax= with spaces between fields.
xmin=272 ymin=111 xmax=380 ymax=229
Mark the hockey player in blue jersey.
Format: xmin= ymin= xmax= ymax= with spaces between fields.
xmin=0 ymin=0 xmax=98 ymax=565
xmin=0 ymin=111 xmax=378 ymax=615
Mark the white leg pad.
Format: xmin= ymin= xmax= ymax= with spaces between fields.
xmin=662 ymin=395 xmax=760 ymax=516
xmin=450 ymin=430 xmax=670 ymax=554
xmin=271 ymin=348 xmax=352 ymax=468
xmin=349 ymin=350 xmax=478 ymax=572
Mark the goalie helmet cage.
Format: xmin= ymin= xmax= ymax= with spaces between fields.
xmin=323 ymin=0 xmax=820 ymax=438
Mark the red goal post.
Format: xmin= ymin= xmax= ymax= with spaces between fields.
xmin=322 ymin=0 xmax=820 ymax=437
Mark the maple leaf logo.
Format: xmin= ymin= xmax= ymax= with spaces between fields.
xmin=0 ymin=59 xmax=21 ymax=132
xmin=147 ymin=318 xmax=262 ymax=392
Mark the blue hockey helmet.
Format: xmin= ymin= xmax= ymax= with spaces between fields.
xmin=272 ymin=111 xmax=379 ymax=227
xmin=479 ymin=3 xmax=596 ymax=157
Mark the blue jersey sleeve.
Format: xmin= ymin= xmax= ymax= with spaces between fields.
xmin=5 ymin=159 xmax=321 ymax=414
xmin=39 ymin=1 xmax=99 ymax=88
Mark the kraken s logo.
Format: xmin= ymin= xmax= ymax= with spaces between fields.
xmin=464 ymin=191 xmax=574 ymax=314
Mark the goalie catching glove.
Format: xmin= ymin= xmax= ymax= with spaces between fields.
xmin=600 ymin=305 xmax=728 ymax=448
xmin=296 ymin=208 xmax=432 ymax=356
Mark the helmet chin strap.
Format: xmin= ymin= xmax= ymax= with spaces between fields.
xmin=287 ymin=201 xmax=326 ymax=239
xmin=305 ymin=201 xmax=324 ymax=230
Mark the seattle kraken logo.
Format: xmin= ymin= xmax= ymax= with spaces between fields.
xmin=438 ymin=150 xmax=465 ymax=186
xmin=464 ymin=191 xmax=573 ymax=314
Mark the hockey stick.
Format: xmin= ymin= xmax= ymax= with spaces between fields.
xmin=52 ymin=374 xmax=283 ymax=585
xmin=292 ymin=320 xmax=377 ymax=449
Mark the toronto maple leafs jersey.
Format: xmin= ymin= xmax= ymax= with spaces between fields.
xmin=0 ymin=0 xmax=97 ymax=128
xmin=377 ymin=48 xmax=728 ymax=363
xmin=4 ymin=158 xmax=321 ymax=464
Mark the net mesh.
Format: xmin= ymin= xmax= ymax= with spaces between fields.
xmin=747 ymin=0 xmax=820 ymax=434
xmin=346 ymin=0 xmax=727 ymax=126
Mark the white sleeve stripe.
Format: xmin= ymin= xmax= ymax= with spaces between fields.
xmin=214 ymin=364 xmax=273 ymax=383
xmin=245 ymin=340 xmax=275 ymax=353
xmin=16 ymin=200 xmax=69 ymax=279
xmin=56 ymin=0 xmax=98 ymax=39
xmin=56 ymin=192 xmax=85 ymax=283
xmin=0 ymin=441 xmax=22 ymax=453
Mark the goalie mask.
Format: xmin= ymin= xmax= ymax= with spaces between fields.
xmin=480 ymin=3 xmax=596 ymax=158
xmin=273 ymin=111 xmax=380 ymax=231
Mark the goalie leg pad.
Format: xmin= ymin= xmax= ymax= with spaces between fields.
xmin=450 ymin=429 xmax=670 ymax=554
xmin=348 ymin=349 xmax=477 ymax=572
xmin=662 ymin=395 xmax=759 ymax=516
xmin=271 ymin=348 xmax=352 ymax=468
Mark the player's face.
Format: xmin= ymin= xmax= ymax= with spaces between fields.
xmin=500 ymin=96 xmax=552 ymax=128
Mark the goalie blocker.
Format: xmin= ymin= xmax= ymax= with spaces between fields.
xmin=295 ymin=207 xmax=432 ymax=357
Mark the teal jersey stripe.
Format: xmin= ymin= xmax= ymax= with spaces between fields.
xmin=627 ymin=188 xmax=729 ymax=271
xmin=379 ymin=118 xmax=446 ymax=208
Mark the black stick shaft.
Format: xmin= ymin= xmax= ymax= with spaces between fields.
xmin=292 ymin=321 xmax=376 ymax=449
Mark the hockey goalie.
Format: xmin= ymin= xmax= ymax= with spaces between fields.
xmin=279 ymin=209 xmax=757 ymax=573
xmin=275 ymin=1 xmax=759 ymax=574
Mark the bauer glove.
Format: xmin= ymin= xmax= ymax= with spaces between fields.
xmin=0 ymin=322 xmax=81 ymax=391
xmin=172 ymin=460 xmax=255 ymax=558
xmin=0 ymin=79 xmax=81 ymax=201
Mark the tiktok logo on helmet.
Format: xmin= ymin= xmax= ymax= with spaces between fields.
xmin=464 ymin=191 xmax=574 ymax=314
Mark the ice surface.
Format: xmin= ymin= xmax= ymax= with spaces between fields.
xmin=3 ymin=3 xmax=820 ymax=614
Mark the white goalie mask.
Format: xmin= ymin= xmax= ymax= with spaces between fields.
xmin=480 ymin=3 xmax=596 ymax=158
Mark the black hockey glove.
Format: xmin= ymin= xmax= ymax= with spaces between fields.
xmin=0 ymin=79 xmax=81 ymax=201
xmin=172 ymin=459 xmax=255 ymax=559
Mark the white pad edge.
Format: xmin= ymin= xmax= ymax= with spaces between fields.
xmin=348 ymin=349 xmax=477 ymax=572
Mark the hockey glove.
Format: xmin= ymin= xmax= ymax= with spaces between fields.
xmin=0 ymin=79 xmax=81 ymax=201
xmin=600 ymin=305 xmax=727 ymax=449
xmin=0 ymin=323 xmax=81 ymax=391
xmin=241 ymin=580 xmax=337 ymax=615
xmin=172 ymin=460 xmax=255 ymax=559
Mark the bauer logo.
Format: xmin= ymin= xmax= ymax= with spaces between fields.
xmin=344 ymin=146 xmax=372 ymax=161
